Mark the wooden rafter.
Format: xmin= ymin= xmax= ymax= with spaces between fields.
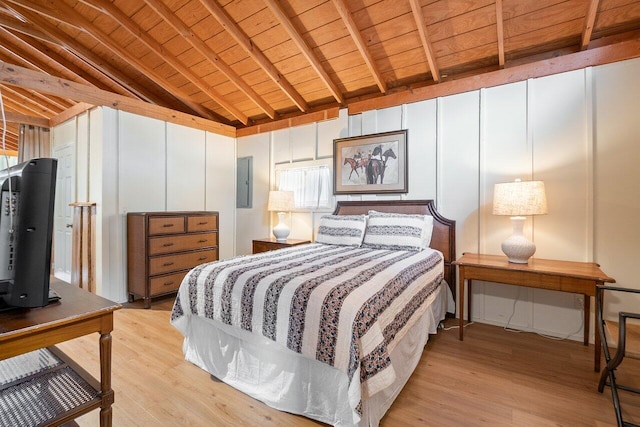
xmin=330 ymin=0 xmax=386 ymax=93
xmin=0 ymin=84 xmax=60 ymax=116
xmin=4 ymin=25 xmax=132 ymax=97
xmin=139 ymin=0 xmax=275 ymax=119
xmin=495 ymin=0 xmax=505 ymax=68
xmin=582 ymin=0 xmax=600 ymax=50
xmin=63 ymin=0 xmax=248 ymax=124
xmin=4 ymin=111 xmax=49 ymax=127
xmin=6 ymin=0 xmax=222 ymax=121
xmin=409 ymin=0 xmax=440 ymax=83
xmin=0 ymin=4 xmax=156 ymax=104
xmin=263 ymin=0 xmax=345 ymax=105
xmin=198 ymin=0 xmax=309 ymax=113
xmin=0 ymin=60 xmax=236 ymax=137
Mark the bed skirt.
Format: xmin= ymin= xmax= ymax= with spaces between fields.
xmin=179 ymin=282 xmax=454 ymax=427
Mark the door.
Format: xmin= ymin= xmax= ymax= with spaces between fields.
xmin=52 ymin=144 xmax=75 ymax=283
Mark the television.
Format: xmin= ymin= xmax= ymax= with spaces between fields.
xmin=0 ymin=158 xmax=58 ymax=310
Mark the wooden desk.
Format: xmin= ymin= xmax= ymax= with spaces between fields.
xmin=0 ymin=280 xmax=121 ymax=426
xmin=453 ymin=253 xmax=615 ymax=372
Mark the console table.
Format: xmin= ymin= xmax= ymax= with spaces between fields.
xmin=0 ymin=280 xmax=121 ymax=426
xmin=453 ymin=253 xmax=615 ymax=372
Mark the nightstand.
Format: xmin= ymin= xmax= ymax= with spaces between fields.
xmin=252 ymin=238 xmax=311 ymax=254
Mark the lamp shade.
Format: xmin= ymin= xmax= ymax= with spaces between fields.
xmin=267 ymin=190 xmax=294 ymax=212
xmin=492 ymin=180 xmax=548 ymax=216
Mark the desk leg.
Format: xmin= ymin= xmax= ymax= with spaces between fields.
xmin=458 ymin=272 xmax=465 ymax=341
xmin=583 ymin=294 xmax=590 ymax=346
xmin=99 ymin=332 xmax=114 ymax=427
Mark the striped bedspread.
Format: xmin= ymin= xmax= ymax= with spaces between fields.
xmin=170 ymin=243 xmax=444 ymax=411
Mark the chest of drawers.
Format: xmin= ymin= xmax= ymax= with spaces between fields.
xmin=127 ymin=211 xmax=219 ymax=308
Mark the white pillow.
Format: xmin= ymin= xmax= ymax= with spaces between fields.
xmin=362 ymin=211 xmax=433 ymax=251
xmin=315 ymin=215 xmax=367 ymax=247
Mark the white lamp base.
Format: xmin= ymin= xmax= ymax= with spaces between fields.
xmin=501 ymin=216 xmax=536 ymax=264
xmin=272 ymin=211 xmax=290 ymax=242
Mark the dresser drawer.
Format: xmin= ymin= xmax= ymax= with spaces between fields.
xmin=148 ymin=232 xmax=218 ymax=255
xmin=149 ymin=216 xmax=185 ymax=235
xmin=149 ymin=271 xmax=188 ymax=296
xmin=187 ymin=215 xmax=218 ymax=232
xmin=149 ymin=249 xmax=217 ymax=276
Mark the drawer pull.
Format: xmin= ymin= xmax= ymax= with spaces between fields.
xmin=163 ymin=224 xmax=174 ymax=228
xmin=198 ymin=221 xmax=208 ymax=225
xmin=163 ymin=281 xmax=174 ymax=286
xmin=198 ymin=256 xmax=207 ymax=261
xmin=163 ymin=262 xmax=174 ymax=267
xmin=163 ymin=243 xmax=174 ymax=247
xmin=198 ymin=239 xmax=207 ymax=243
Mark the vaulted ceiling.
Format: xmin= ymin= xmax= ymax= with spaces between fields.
xmin=1 ymin=0 xmax=639 ymax=152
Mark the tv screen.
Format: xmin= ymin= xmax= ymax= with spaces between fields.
xmin=0 ymin=158 xmax=57 ymax=309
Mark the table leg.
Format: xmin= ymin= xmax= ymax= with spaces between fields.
xmin=583 ymin=294 xmax=590 ymax=346
xmin=99 ymin=332 xmax=114 ymax=427
xmin=458 ymin=272 xmax=465 ymax=341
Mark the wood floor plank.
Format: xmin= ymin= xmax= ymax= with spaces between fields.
xmin=56 ymin=297 xmax=638 ymax=426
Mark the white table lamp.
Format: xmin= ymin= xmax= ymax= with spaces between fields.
xmin=267 ymin=190 xmax=294 ymax=242
xmin=493 ymin=179 xmax=548 ymax=264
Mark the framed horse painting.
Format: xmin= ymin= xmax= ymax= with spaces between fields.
xmin=333 ymin=130 xmax=408 ymax=195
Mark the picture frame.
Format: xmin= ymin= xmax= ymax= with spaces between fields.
xmin=333 ymin=130 xmax=408 ymax=195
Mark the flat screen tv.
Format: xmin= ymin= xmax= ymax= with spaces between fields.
xmin=0 ymin=158 xmax=57 ymax=310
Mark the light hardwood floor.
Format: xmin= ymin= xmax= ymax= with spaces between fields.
xmin=57 ymin=296 xmax=640 ymax=426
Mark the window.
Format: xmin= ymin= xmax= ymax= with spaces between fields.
xmin=275 ymin=160 xmax=332 ymax=210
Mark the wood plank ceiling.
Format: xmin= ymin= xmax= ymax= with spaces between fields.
xmin=0 ymin=0 xmax=639 ymax=152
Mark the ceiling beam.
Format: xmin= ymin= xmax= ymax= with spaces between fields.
xmin=50 ymin=102 xmax=93 ymax=127
xmin=263 ymin=0 xmax=345 ymax=105
xmin=495 ymin=0 xmax=505 ymax=68
xmin=3 ymin=111 xmax=49 ymax=126
xmin=72 ymin=0 xmax=247 ymax=124
xmin=198 ymin=0 xmax=309 ymax=113
xmin=330 ymin=0 xmax=386 ymax=93
xmin=6 ymin=0 xmax=220 ymax=120
xmin=408 ymin=0 xmax=440 ymax=82
xmin=0 ymin=3 xmax=156 ymax=104
xmin=582 ymin=0 xmax=600 ymax=50
xmin=349 ymin=34 xmax=640 ymax=114
xmin=139 ymin=0 xmax=275 ymax=120
xmin=0 ymin=84 xmax=60 ymax=115
xmin=0 ymin=60 xmax=236 ymax=137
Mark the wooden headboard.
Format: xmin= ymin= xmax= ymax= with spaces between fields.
xmin=333 ymin=200 xmax=456 ymax=298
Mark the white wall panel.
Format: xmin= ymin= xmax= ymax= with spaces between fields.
xmin=317 ymin=109 xmax=349 ymax=158
xmin=236 ymin=133 xmax=271 ymax=255
xmin=531 ymin=69 xmax=590 ymax=263
xmin=166 ymin=123 xmax=206 ymax=211
xmin=477 ymin=82 xmax=532 ymax=327
xmin=376 ymin=106 xmax=402 ymax=133
xmin=272 ymin=128 xmax=290 ymax=164
xmin=205 ymin=132 xmax=236 ymax=260
xmin=118 ymin=111 xmax=166 ymax=213
xmin=594 ymin=58 xmax=640 ymax=317
xmin=291 ymin=123 xmax=315 ymax=161
xmin=438 ymin=91 xmax=480 ymax=255
xmin=404 ymin=100 xmax=437 ymax=200
xmin=76 ymin=112 xmax=90 ymax=202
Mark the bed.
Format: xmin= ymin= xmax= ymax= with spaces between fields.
xmin=170 ymin=200 xmax=456 ymax=426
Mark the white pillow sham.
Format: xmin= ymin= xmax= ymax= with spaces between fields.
xmin=362 ymin=210 xmax=433 ymax=251
xmin=315 ymin=214 xmax=367 ymax=247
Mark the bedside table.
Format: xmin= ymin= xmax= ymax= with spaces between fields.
xmin=252 ymin=238 xmax=311 ymax=254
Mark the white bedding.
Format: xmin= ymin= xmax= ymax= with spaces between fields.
xmin=171 ymin=243 xmax=453 ymax=426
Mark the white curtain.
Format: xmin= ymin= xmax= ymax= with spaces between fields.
xmin=278 ymin=165 xmax=331 ymax=209
xmin=18 ymin=124 xmax=50 ymax=162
